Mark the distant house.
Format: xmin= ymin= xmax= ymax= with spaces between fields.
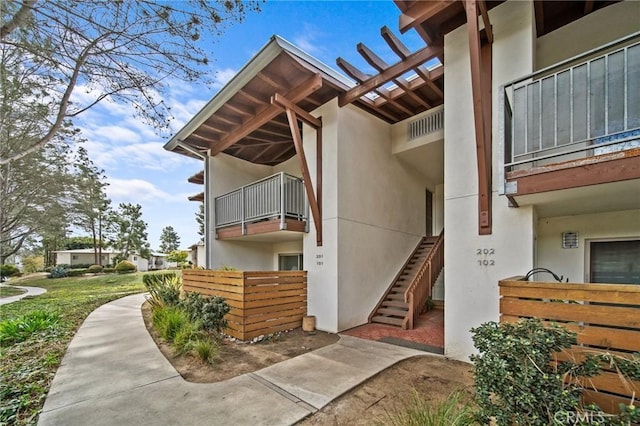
xmin=188 ymin=243 xmax=205 ymax=268
xmin=53 ymin=249 xmax=149 ymax=272
xmin=148 ymin=252 xmax=170 ymax=270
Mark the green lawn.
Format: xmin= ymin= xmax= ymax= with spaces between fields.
xmin=0 ymin=286 xmax=27 ymax=298
xmin=0 ymin=273 xmax=145 ymax=425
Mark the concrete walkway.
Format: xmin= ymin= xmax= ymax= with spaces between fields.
xmin=39 ymin=293 xmax=425 ymax=426
xmin=0 ymin=283 xmax=47 ymax=305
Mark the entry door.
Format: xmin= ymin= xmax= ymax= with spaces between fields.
xmin=425 ymin=189 xmax=433 ymax=237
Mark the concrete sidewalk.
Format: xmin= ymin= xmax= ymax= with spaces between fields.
xmin=39 ymin=293 xmax=425 ymax=425
xmin=0 ymin=283 xmax=47 ymax=306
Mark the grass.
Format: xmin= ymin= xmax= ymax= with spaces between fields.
xmin=0 ymin=273 xmax=145 ymax=425
xmin=381 ymin=390 xmax=478 ymax=426
xmin=150 ymin=304 xmax=218 ymax=363
xmin=0 ymin=286 xmax=27 ymax=298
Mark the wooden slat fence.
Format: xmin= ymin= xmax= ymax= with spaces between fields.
xmin=182 ymin=270 xmax=307 ymax=340
xmin=499 ymin=278 xmax=640 ymax=414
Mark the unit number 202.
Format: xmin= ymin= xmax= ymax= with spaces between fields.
xmin=476 ymin=248 xmax=495 ymax=255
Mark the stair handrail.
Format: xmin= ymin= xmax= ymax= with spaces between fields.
xmin=367 ymin=236 xmax=426 ymax=324
xmin=403 ymin=231 xmax=444 ymax=329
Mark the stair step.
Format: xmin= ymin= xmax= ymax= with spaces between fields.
xmin=387 ymin=293 xmax=404 ymax=300
xmin=376 ymin=307 xmax=407 ymax=316
xmin=371 ymin=316 xmax=404 ymax=326
xmin=382 ymin=300 xmax=408 ymax=308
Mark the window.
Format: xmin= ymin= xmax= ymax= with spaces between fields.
xmin=589 ymin=240 xmax=640 ymax=284
xmin=279 ymin=254 xmax=303 ymax=271
xmin=72 ymin=255 xmax=78 ymax=260
xmin=133 ymin=256 xmax=137 ymax=261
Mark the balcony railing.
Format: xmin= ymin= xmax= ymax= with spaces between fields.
xmin=501 ymin=33 xmax=640 ymax=184
xmin=214 ymin=172 xmax=308 ymax=234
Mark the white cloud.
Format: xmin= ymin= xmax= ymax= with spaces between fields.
xmin=106 ymin=178 xmax=190 ymax=204
xmin=213 ymin=68 xmax=237 ymax=89
xmin=83 ymin=140 xmax=197 ymax=172
xmin=293 ymin=24 xmax=326 ymax=56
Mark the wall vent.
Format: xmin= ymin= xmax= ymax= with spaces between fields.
xmin=562 ymin=232 xmax=579 ymax=249
xmin=407 ymin=108 xmax=444 ymax=141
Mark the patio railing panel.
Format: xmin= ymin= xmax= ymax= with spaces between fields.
xmin=503 ymin=34 xmax=640 ymax=174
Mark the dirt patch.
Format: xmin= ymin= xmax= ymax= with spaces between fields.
xmin=141 ymin=302 xmax=340 ymax=383
xmin=298 ymin=356 xmax=475 ymax=425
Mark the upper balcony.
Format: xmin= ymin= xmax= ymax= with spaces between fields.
xmin=214 ymin=172 xmax=309 ymax=241
xmin=500 ymin=34 xmax=640 ymax=215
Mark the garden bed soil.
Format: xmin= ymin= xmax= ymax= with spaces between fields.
xmin=142 ymin=302 xmax=340 ymax=383
xmin=142 ymin=303 xmax=474 ymax=424
xmin=299 ymin=356 xmax=475 ymax=425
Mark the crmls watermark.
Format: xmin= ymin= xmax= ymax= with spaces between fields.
xmin=553 ymin=410 xmax=618 ymax=425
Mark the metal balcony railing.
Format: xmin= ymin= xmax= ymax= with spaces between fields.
xmin=214 ymin=172 xmax=308 ymax=233
xmin=501 ymin=33 xmax=640 ymax=184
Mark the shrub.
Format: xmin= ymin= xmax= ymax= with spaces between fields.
xmin=22 ymin=256 xmax=44 ymax=273
xmin=470 ymin=319 xmax=601 ymax=426
xmin=0 ymin=264 xmax=20 ymax=277
xmin=143 ymin=272 xmax=181 ymax=308
xmin=192 ymin=338 xmax=218 ymax=364
xmin=179 ymin=291 xmax=230 ymax=334
xmin=66 ymin=268 xmax=87 ymax=277
xmin=47 ymin=266 xmax=68 ymax=279
xmin=382 ymin=390 xmax=477 ymax=426
xmin=115 ymin=260 xmax=136 ymax=274
xmin=103 ymin=267 xmax=116 ymax=273
xmin=0 ymin=311 xmax=60 ymax=345
xmin=87 ymin=265 xmax=103 ymax=274
xmin=151 ymin=306 xmax=189 ymax=342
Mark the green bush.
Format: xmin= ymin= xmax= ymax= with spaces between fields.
xmin=179 ymin=291 xmax=230 ymax=334
xmin=151 ymin=306 xmax=189 ymax=341
xmin=143 ymin=272 xmax=181 ymax=308
xmin=0 ymin=311 xmax=60 ymax=345
xmin=382 ymin=390 xmax=477 ymax=426
xmin=470 ymin=319 xmax=601 ymax=425
xmin=66 ymin=268 xmax=87 ymax=277
xmin=47 ymin=266 xmax=68 ymax=279
xmin=0 ymin=264 xmax=20 ymax=277
xmin=191 ymin=338 xmax=218 ymax=364
xmin=103 ymin=267 xmax=116 ymax=273
xmin=87 ymin=265 xmax=103 ymax=274
xmin=115 ymin=260 xmax=136 ymax=274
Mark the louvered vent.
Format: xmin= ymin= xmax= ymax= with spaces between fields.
xmin=408 ymin=108 xmax=444 ymax=141
xmin=562 ymin=232 xmax=579 ymax=249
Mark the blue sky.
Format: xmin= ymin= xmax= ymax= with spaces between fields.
xmin=73 ymin=1 xmax=427 ymax=250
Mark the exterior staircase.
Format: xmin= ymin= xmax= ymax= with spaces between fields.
xmin=369 ymin=232 xmax=444 ymax=329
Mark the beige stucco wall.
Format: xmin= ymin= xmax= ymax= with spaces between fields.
xmin=536 ymin=1 xmax=640 ymax=70
xmin=335 ymin=104 xmax=427 ymax=331
xmin=303 ymin=99 xmax=340 ymax=332
xmin=303 ymin=96 xmax=441 ymax=332
xmin=205 ymin=153 xmax=276 ymax=271
xmin=537 ymin=210 xmax=640 ymax=283
xmin=443 ymin=0 xmax=537 ymax=361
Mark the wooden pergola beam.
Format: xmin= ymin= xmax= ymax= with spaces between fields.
xmin=337 ymin=57 xmax=414 ymax=116
xmin=339 ymin=44 xmax=443 ymax=107
xmin=380 ymin=26 xmax=444 ymax=100
xmin=398 ymin=0 xmax=455 ymax=34
xmin=465 ymin=0 xmax=493 ymax=235
xmin=357 ymin=42 xmax=431 ymax=108
xmin=478 ymin=0 xmax=493 ymax=43
xmin=285 ymin=109 xmax=323 ymax=246
xmin=211 ymin=73 xmax=322 ymax=155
